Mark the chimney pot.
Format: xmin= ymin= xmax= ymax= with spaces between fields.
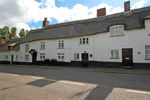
xmin=97 ymin=8 xmax=106 ymax=17
xmin=124 ymin=1 xmax=130 ymax=12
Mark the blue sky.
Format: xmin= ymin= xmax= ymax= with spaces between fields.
xmin=0 ymin=0 xmax=149 ymax=34
xmin=28 ymin=0 xmax=150 ymax=29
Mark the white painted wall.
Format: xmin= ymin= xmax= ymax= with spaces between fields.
xmin=1 ymin=19 xmax=150 ymax=64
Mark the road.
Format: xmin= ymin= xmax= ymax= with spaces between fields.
xmin=0 ymin=65 xmax=150 ymax=100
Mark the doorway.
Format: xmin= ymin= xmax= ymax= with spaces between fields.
xmin=122 ymin=48 xmax=133 ymax=67
xmin=82 ymin=53 xmax=89 ymax=67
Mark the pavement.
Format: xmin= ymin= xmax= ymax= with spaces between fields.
xmin=1 ymin=64 xmax=150 ymax=75
xmin=0 ymin=65 xmax=150 ymax=100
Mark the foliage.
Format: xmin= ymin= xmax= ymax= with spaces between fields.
xmin=1 ymin=26 xmax=11 ymax=41
xmin=19 ymin=28 xmax=29 ymax=38
xmin=11 ymin=27 xmax=17 ymax=38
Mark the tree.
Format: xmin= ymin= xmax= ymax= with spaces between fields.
xmin=26 ymin=30 xmax=29 ymax=34
xmin=1 ymin=26 xmax=11 ymax=41
xmin=11 ymin=27 xmax=17 ymax=38
xmin=19 ymin=28 xmax=26 ymax=38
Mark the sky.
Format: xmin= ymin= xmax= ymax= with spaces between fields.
xmin=0 ymin=0 xmax=149 ymax=36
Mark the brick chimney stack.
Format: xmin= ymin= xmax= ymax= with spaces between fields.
xmin=0 ymin=38 xmax=5 ymax=44
xmin=43 ymin=18 xmax=49 ymax=27
xmin=97 ymin=8 xmax=106 ymax=17
xmin=124 ymin=1 xmax=130 ymax=12
xmin=10 ymin=34 xmax=15 ymax=39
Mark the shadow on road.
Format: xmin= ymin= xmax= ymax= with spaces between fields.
xmin=0 ymin=65 xmax=150 ymax=99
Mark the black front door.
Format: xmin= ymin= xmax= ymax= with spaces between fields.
xmin=11 ymin=55 xmax=13 ymax=64
xmin=122 ymin=48 xmax=133 ymax=66
xmin=32 ymin=53 xmax=37 ymax=64
xmin=82 ymin=53 xmax=89 ymax=67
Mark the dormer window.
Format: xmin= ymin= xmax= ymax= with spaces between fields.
xmin=110 ymin=25 xmax=124 ymax=36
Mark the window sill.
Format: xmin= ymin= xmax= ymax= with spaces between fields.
xmin=58 ymin=48 xmax=64 ymax=49
xmin=110 ymin=57 xmax=119 ymax=59
xmin=79 ymin=43 xmax=89 ymax=45
xmin=110 ymin=34 xmax=124 ymax=37
xmin=40 ymin=49 xmax=45 ymax=50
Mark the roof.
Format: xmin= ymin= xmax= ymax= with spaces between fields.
xmin=19 ymin=6 xmax=150 ymax=43
xmin=0 ymin=38 xmax=22 ymax=52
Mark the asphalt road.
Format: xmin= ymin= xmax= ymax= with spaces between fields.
xmin=0 ymin=65 xmax=150 ymax=100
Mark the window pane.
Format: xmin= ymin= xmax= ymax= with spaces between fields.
xmin=62 ymin=43 xmax=64 ymax=48
xmin=110 ymin=27 xmax=114 ymax=36
xmin=86 ymin=38 xmax=88 ymax=44
xmin=59 ymin=43 xmax=61 ymax=48
xmin=111 ymin=50 xmax=114 ymax=57
xmin=145 ymin=46 xmax=150 ymax=49
xmin=115 ymin=50 xmax=119 ymax=57
xmin=119 ymin=26 xmax=124 ymax=35
xmin=77 ymin=54 xmax=79 ymax=58
xmin=80 ymin=39 xmax=82 ymax=44
xmin=115 ymin=27 xmax=118 ymax=35
xmin=83 ymin=38 xmax=85 ymax=44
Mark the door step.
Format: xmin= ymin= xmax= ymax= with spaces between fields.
xmin=123 ymin=66 xmax=133 ymax=69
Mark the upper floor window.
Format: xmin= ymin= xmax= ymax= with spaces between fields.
xmin=41 ymin=42 xmax=45 ymax=50
xmin=25 ymin=44 xmax=29 ymax=52
xmin=110 ymin=25 xmax=124 ymax=36
xmin=58 ymin=40 xmax=64 ymax=48
xmin=74 ymin=53 xmax=79 ymax=60
xmin=80 ymin=38 xmax=89 ymax=44
xmin=145 ymin=45 xmax=150 ymax=59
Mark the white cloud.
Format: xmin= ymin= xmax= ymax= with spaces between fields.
xmin=59 ymin=0 xmax=64 ymax=2
xmin=0 ymin=0 xmax=148 ymax=37
xmin=31 ymin=27 xmax=36 ymax=29
xmin=131 ymin=0 xmax=148 ymax=9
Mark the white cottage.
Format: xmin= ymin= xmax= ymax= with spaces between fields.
xmin=1 ymin=1 xmax=150 ymax=68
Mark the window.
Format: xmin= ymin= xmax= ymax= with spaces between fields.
xmin=40 ymin=53 xmax=45 ymax=60
xmin=79 ymin=38 xmax=89 ymax=44
xmin=145 ymin=45 xmax=150 ymax=59
xmin=5 ymin=55 xmax=8 ymax=60
xmin=58 ymin=53 xmax=64 ymax=60
xmin=25 ymin=54 xmax=29 ymax=61
xmin=58 ymin=40 xmax=64 ymax=48
xmin=16 ymin=55 xmax=18 ymax=61
xmin=111 ymin=50 xmax=119 ymax=58
xmin=25 ymin=44 xmax=29 ymax=52
xmin=110 ymin=25 xmax=124 ymax=36
xmin=41 ymin=42 xmax=45 ymax=49
xmin=74 ymin=53 xmax=79 ymax=60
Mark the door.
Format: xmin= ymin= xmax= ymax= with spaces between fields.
xmin=122 ymin=48 xmax=133 ymax=66
xmin=32 ymin=53 xmax=37 ymax=64
xmin=11 ymin=55 xmax=13 ymax=64
xmin=82 ymin=53 xmax=89 ymax=67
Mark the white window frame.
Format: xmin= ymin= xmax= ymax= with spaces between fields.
xmin=74 ymin=53 xmax=79 ymax=60
xmin=110 ymin=25 xmax=124 ymax=36
xmin=16 ymin=55 xmax=18 ymax=61
xmin=25 ymin=44 xmax=29 ymax=52
xmin=145 ymin=45 xmax=150 ymax=59
xmin=25 ymin=54 xmax=29 ymax=61
xmin=79 ymin=38 xmax=89 ymax=44
xmin=5 ymin=55 xmax=8 ymax=60
xmin=58 ymin=40 xmax=64 ymax=48
xmin=40 ymin=53 xmax=45 ymax=60
xmin=111 ymin=50 xmax=119 ymax=58
xmin=41 ymin=42 xmax=45 ymax=50
xmin=58 ymin=53 xmax=64 ymax=61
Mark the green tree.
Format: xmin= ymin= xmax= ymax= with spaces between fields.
xmin=11 ymin=27 xmax=17 ymax=38
xmin=1 ymin=26 xmax=11 ymax=41
xmin=19 ymin=28 xmax=26 ymax=38
xmin=26 ymin=30 xmax=29 ymax=34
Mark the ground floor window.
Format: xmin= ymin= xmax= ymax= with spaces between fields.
xmin=111 ymin=50 xmax=119 ymax=58
xmin=40 ymin=53 xmax=45 ymax=60
xmin=5 ymin=55 xmax=8 ymax=60
xmin=58 ymin=53 xmax=64 ymax=61
xmin=74 ymin=53 xmax=79 ymax=60
xmin=145 ymin=45 xmax=150 ymax=59
xmin=16 ymin=55 xmax=18 ymax=61
xmin=25 ymin=54 xmax=29 ymax=61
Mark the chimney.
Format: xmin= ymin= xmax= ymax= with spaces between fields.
xmin=10 ymin=34 xmax=15 ymax=39
xmin=97 ymin=8 xmax=106 ymax=17
xmin=0 ymin=39 xmax=5 ymax=44
xmin=124 ymin=1 xmax=130 ymax=12
xmin=43 ymin=18 xmax=49 ymax=27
